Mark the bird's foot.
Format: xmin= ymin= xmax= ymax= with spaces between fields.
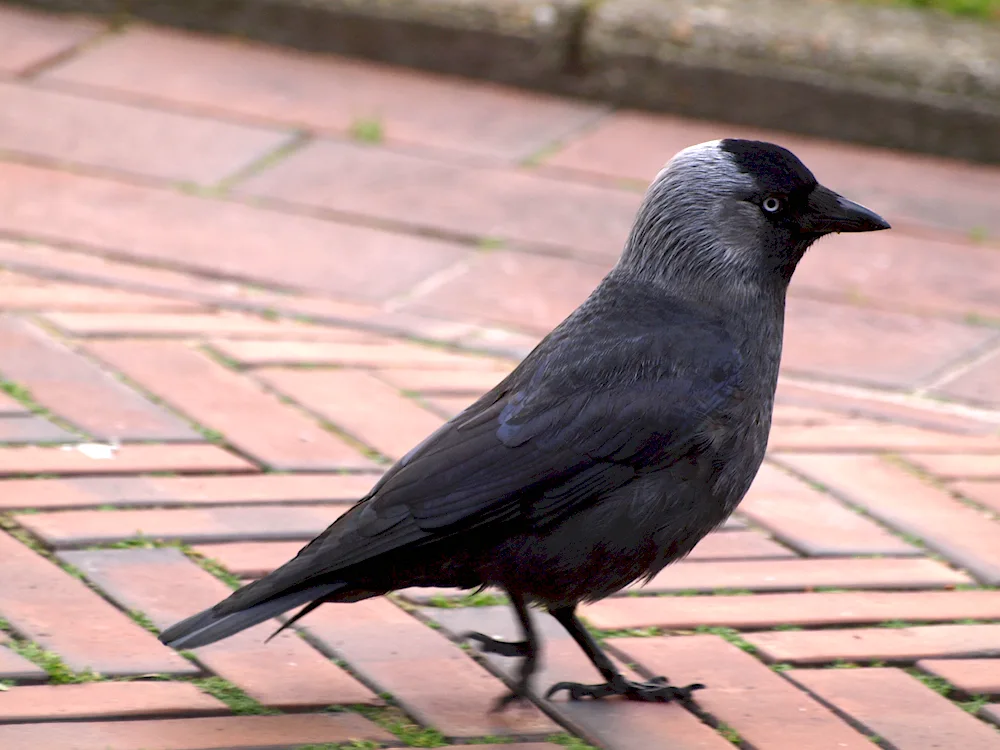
xmin=545 ymin=675 xmax=704 ymax=703
xmin=462 ymin=631 xmax=531 ymax=658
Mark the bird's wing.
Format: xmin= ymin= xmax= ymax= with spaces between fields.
xmin=278 ymin=315 xmax=745 ymax=579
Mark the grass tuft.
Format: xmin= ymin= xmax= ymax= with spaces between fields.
xmin=192 ymin=676 xmax=278 ymax=715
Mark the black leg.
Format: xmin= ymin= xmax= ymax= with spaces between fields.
xmin=462 ymin=591 xmax=540 ymax=711
xmin=545 ymin=606 xmax=704 ymax=703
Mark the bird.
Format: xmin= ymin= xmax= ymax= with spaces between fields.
xmin=159 ymin=139 xmax=889 ymax=709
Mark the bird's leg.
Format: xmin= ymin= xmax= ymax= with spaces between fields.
xmin=462 ymin=591 xmax=539 ymax=711
xmin=544 ymin=606 xmax=704 ymax=703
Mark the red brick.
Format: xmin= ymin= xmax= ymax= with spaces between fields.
xmin=256 ymin=368 xmax=445 ymax=460
xmin=917 ymin=659 xmax=1000 ymax=696
xmin=60 ymin=548 xmax=378 ymax=708
xmin=374 ymin=367 xmax=510 ymax=395
xmin=0 ymin=415 xmax=77 ymax=444
xmin=41 ymin=312 xmax=377 ymax=340
xmin=794 ymin=231 xmax=1000 ymax=324
xmin=786 ymin=667 xmax=1000 ymax=749
xmin=686 ymin=529 xmax=795 ymax=561
xmin=638 ymin=557 xmax=969 ymax=594
xmin=776 ymin=380 xmax=1000 ymax=436
xmin=297 ymin=597 xmax=558 ymax=738
xmin=908 ymin=454 xmax=1000 ymax=481
xmin=781 ymin=297 xmax=996 ymax=389
xmin=0 ymin=531 xmax=196 ymax=677
xmin=0 ymin=712 xmax=392 ymax=750
xmin=0 ymin=632 xmax=48 ymax=681
xmin=211 ymin=339 xmax=508 ymax=369
xmin=739 ymin=463 xmax=919 ymax=556
xmin=0 ymin=472 xmax=379 ymax=510
xmin=86 ymin=340 xmax=375 ymax=471
xmin=191 ymin=541 xmax=304 ymax=579
xmin=19 ymin=504 xmax=348 ymax=548
xmin=408 ymin=251 xmax=610 ymax=332
xmin=0 ymin=161 xmax=468 ymax=302
xmin=44 ymin=26 xmax=603 ymax=162
xmin=0 ymin=317 xmax=199 ymax=442
xmin=779 ymin=454 xmax=1000 ymax=585
xmin=237 ymin=138 xmax=639 ymax=260
xmin=581 ymin=591 xmax=1000 ymax=631
xmin=424 ymin=605 xmax=733 ymax=750
xmin=745 ymin=624 xmax=1000 ymax=665
xmin=768 ymin=421 xmax=1000 ymax=453
xmin=771 ymin=404 xmax=841 ymax=426
xmin=609 ymin=634 xmax=871 ymax=750
xmin=0 ymin=282 xmax=202 ymax=312
xmin=0 ymin=81 xmax=292 ymax=184
xmin=935 ymin=348 xmax=1000 ymax=409
xmin=0 ymin=681 xmax=227 ymax=722
xmin=0 ymin=5 xmax=101 ymax=74
xmin=542 ymin=110 xmax=1000 ymax=238
xmin=955 ymin=482 xmax=1000 ymax=514
xmin=0 ymin=443 xmax=253 ymax=477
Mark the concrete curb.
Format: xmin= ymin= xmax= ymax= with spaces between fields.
xmin=10 ymin=0 xmax=1000 ymax=163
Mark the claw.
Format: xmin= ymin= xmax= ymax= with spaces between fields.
xmin=546 ymin=677 xmax=705 ymax=703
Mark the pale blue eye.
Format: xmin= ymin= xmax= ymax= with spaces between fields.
xmin=762 ymin=197 xmax=782 ymax=213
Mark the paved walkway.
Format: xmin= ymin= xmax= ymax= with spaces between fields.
xmin=0 ymin=5 xmax=999 ymax=750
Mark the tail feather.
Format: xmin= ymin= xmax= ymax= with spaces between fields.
xmin=159 ymin=582 xmax=345 ymax=650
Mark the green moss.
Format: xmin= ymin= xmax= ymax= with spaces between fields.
xmin=8 ymin=641 xmax=102 ymax=684
xmin=546 ymin=734 xmax=602 ymax=750
xmin=351 ymin=706 xmax=446 ymax=747
xmin=693 ymin=625 xmax=757 ymax=654
xmin=350 ymin=118 xmax=384 ymax=144
xmin=877 ymin=0 xmax=1000 ymax=20
xmin=192 ymin=676 xmax=278 ymax=715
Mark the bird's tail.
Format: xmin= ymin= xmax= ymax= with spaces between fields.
xmin=158 ymin=581 xmax=346 ymax=650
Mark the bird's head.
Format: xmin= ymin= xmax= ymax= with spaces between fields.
xmin=620 ymin=139 xmax=890 ymax=295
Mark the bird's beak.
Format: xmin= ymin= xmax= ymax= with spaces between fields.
xmin=800 ymin=184 xmax=891 ymax=234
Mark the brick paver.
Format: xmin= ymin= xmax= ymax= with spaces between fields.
xmin=0 ymin=531 xmax=196 ymax=677
xmin=610 ymin=635 xmax=872 ymax=749
xmin=746 ymin=624 xmax=1000 ymax=665
xmin=0 ymin=5 xmax=101 ymax=74
xmin=297 ymin=597 xmax=559 ymax=739
xmin=21 ymin=504 xmax=349 ymax=547
xmin=0 ymin=443 xmax=253 ymax=477
xmin=0 ymin=316 xmax=199 ymax=442
xmin=739 ymin=463 xmax=921 ymax=556
xmin=0 ymin=81 xmax=293 ymax=184
xmin=581 ymin=590 xmax=1000 ymax=630
xmin=917 ymin=659 xmax=1000 ymax=696
xmin=780 ymin=453 xmax=1000 ymax=584
xmin=238 ymin=138 xmax=640 ymax=259
xmin=1 ymin=8 xmax=999 ymax=748
xmin=786 ymin=667 xmax=1000 ymax=749
xmin=0 ymin=681 xmax=227 ymax=722
xmin=0 ymin=472 xmax=378 ymax=510
xmin=86 ymin=340 xmax=377 ymax=471
xmin=60 ymin=548 xmax=378 ymax=708
xmin=43 ymin=25 xmax=605 ymax=162
xmin=256 ymin=367 xmax=446 ymax=460
xmin=0 ymin=713 xmax=393 ymax=750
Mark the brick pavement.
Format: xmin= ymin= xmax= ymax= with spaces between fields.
xmin=0 ymin=4 xmax=998 ymax=749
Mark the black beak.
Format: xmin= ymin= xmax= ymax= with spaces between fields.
xmin=800 ymin=184 xmax=891 ymax=234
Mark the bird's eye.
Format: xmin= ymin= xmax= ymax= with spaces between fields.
xmin=762 ymin=196 xmax=783 ymax=213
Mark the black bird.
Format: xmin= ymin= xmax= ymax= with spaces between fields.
xmin=159 ymin=139 xmax=889 ymax=707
